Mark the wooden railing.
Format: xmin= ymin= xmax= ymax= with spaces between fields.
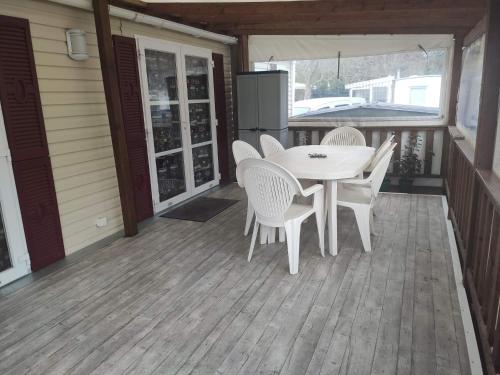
xmin=288 ymin=125 xmax=445 ymax=177
xmin=445 ymin=128 xmax=500 ymax=375
xmin=445 ymin=129 xmax=476 ymax=260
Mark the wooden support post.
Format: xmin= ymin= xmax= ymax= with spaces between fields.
xmin=441 ymin=35 xmax=463 ymax=178
xmin=237 ymin=34 xmax=249 ymax=72
xmin=93 ymin=0 xmax=138 ymax=236
xmin=229 ymin=42 xmax=240 ymax=181
xmin=474 ymin=0 xmax=500 ymax=170
xmin=448 ymin=35 xmax=464 ymax=127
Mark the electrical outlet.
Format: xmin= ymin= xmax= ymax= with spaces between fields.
xmin=96 ymin=217 xmax=107 ymax=228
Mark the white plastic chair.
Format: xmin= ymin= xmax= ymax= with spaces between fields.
xmin=365 ymin=134 xmax=395 ymax=172
xmin=320 ymin=126 xmax=366 ymax=146
xmin=232 ymin=140 xmax=261 ymax=236
xmin=260 ymin=134 xmax=285 ymax=157
xmin=337 ymin=144 xmax=396 ymax=253
xmin=237 ymin=158 xmax=324 ymax=274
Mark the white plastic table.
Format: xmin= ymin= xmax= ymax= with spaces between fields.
xmin=267 ymin=145 xmax=375 ymax=255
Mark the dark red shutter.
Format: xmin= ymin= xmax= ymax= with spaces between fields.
xmin=212 ymin=53 xmax=230 ymax=183
xmin=0 ymin=15 xmax=65 ymax=271
xmin=112 ymin=35 xmax=153 ymax=222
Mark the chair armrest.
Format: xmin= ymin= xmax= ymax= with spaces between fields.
xmin=301 ymin=183 xmax=323 ymax=197
xmin=340 ymin=178 xmax=370 ymax=186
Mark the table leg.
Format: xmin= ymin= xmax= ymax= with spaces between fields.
xmin=327 ymin=180 xmax=338 ymax=256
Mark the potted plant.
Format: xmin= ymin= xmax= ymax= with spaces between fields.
xmin=396 ymin=134 xmax=424 ymax=193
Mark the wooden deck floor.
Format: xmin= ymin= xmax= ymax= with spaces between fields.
xmin=0 ymin=185 xmax=470 ymax=375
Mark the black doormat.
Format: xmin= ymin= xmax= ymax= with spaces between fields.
xmin=160 ymin=197 xmax=239 ymax=222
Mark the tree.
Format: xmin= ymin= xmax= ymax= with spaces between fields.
xmin=295 ymin=59 xmax=339 ymax=99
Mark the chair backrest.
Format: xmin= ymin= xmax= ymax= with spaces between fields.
xmin=367 ymin=143 xmax=396 ymax=198
xmin=260 ymin=134 xmax=285 ymax=157
xmin=368 ymin=134 xmax=395 ymax=170
xmin=232 ymin=140 xmax=261 ymax=164
xmin=232 ymin=140 xmax=261 ymax=187
xmin=237 ymin=158 xmax=301 ymax=226
xmin=320 ymin=126 xmax=366 ymax=146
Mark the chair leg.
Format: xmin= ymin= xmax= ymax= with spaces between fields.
xmin=244 ymin=200 xmax=254 ymax=236
xmin=248 ymin=221 xmax=260 ymax=262
xmin=284 ymin=221 xmax=301 ymax=274
xmin=279 ymin=227 xmax=286 ymax=242
xmin=353 ymin=206 xmax=372 ymax=252
xmin=370 ymin=207 xmax=377 ymax=235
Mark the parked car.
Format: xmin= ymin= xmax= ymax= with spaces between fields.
xmin=292 ymin=96 xmax=366 ymax=116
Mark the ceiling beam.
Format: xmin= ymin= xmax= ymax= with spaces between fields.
xmin=177 ymin=8 xmax=483 ymax=24
xmin=146 ymin=0 xmax=486 ymax=17
xmin=222 ymin=26 xmax=471 ymax=36
xmin=109 ymin=0 xmax=147 ymax=10
xmin=110 ymin=0 xmax=486 ymax=37
xmin=196 ymin=9 xmax=483 ymax=29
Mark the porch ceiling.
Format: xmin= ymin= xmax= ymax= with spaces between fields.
xmin=110 ymin=0 xmax=486 ymax=36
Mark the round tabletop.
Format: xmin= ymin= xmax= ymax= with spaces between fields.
xmin=266 ymin=145 xmax=376 ymax=180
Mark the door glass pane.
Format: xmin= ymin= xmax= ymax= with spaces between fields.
xmin=145 ymin=49 xmax=178 ymax=101
xmin=192 ymin=144 xmax=214 ymax=187
xmin=156 ymin=153 xmax=186 ymax=202
xmin=0 ymin=205 xmax=12 ymax=272
xmin=189 ymin=103 xmax=212 ymax=145
xmin=151 ymin=104 xmax=182 ymax=152
xmin=185 ymin=56 xmax=209 ymax=100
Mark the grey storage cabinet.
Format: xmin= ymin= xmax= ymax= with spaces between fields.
xmin=237 ymin=71 xmax=288 ymax=153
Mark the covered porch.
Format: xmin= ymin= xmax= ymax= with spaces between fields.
xmin=2 ymin=0 xmax=500 ymax=373
xmin=0 ymin=185 xmax=471 ymax=374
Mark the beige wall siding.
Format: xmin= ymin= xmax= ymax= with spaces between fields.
xmin=1 ymin=0 xmax=234 ymax=255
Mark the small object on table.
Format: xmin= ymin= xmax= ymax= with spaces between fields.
xmin=308 ymin=153 xmax=327 ymax=159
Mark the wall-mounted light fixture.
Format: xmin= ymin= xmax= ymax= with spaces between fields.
xmin=66 ymin=29 xmax=88 ymax=61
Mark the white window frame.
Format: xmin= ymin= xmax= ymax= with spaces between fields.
xmin=280 ymin=45 xmax=455 ymax=129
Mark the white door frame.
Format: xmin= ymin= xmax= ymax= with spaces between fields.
xmin=137 ymin=37 xmax=192 ymax=212
xmin=136 ymin=36 xmax=220 ymax=213
xmin=181 ymin=44 xmax=220 ymax=197
xmin=0 ymin=103 xmax=31 ymax=287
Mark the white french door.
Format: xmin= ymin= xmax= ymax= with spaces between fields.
xmin=0 ymin=104 xmax=30 ymax=286
xmin=137 ymin=37 xmax=220 ymax=212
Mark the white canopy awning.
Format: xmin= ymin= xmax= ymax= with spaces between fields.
xmin=249 ymin=34 xmax=454 ymax=62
